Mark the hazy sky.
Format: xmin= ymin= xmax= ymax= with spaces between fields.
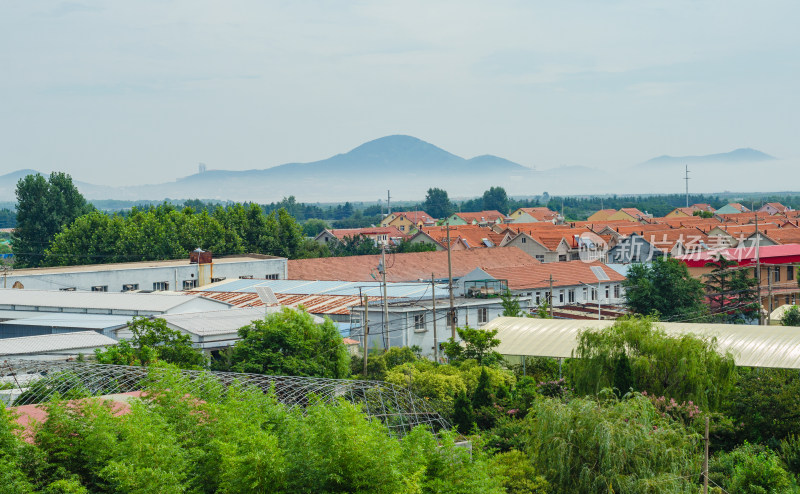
xmin=2 ymin=1 xmax=798 ymax=186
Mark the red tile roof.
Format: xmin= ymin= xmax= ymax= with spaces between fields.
xmin=484 ymin=260 xmax=626 ymax=290
xmin=327 ymin=227 xmax=406 ymax=240
xmin=391 ymin=211 xmax=436 ymax=224
xmin=420 ymin=225 xmax=505 ymax=249
xmin=676 ymin=244 xmax=800 ymax=267
xmin=514 ymin=207 xmax=559 ymax=221
xmin=454 ymin=210 xmax=506 ymax=223
xmin=193 ymin=291 xmax=375 ymax=315
xmin=288 ymin=246 xmax=538 ymax=282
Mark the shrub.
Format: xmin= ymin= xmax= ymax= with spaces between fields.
xmin=710 ymin=442 xmax=794 ymax=494
xmin=490 ymin=450 xmax=549 ymax=494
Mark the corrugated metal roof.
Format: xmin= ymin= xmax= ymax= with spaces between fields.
xmin=198 ymin=278 xmax=447 ymax=299
xmin=0 ymin=289 xmax=229 ymax=312
xmin=161 ymin=307 xmax=323 ymax=337
xmin=0 ymin=331 xmax=118 ymax=356
xmin=194 ymin=291 xmax=371 ymax=315
xmin=484 ymin=317 xmax=800 ymax=369
xmin=0 ymin=313 xmax=131 ymax=329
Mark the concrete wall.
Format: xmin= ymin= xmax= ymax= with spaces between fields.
xmin=4 ymin=258 xmax=287 ymax=292
xmin=512 ymin=283 xmax=625 ymax=308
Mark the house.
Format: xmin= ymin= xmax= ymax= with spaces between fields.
xmin=379 ymin=211 xmax=436 ymax=232
xmin=740 ymin=228 xmax=800 ymax=247
xmin=607 ymin=229 xmax=710 ymax=263
xmin=664 ymin=207 xmax=695 ymax=218
xmin=445 ymin=210 xmax=507 ymax=226
xmin=406 ymin=225 xmax=506 ymax=251
xmin=675 ymin=244 xmax=800 ymax=315
xmin=586 ymin=209 xmax=619 ymax=222
xmin=508 ymin=207 xmax=561 ymax=224
xmin=287 ymin=247 xmax=538 ymax=283
xmin=715 ymin=203 xmax=750 ymax=215
xmin=314 ymin=227 xmax=406 ymax=247
xmin=759 ymin=203 xmax=791 ymax=215
xmin=479 ymin=260 xmax=627 ymax=312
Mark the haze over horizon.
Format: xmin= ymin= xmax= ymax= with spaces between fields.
xmin=2 ymin=1 xmax=798 ymax=191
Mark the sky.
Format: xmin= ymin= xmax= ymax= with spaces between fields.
xmin=1 ymin=1 xmax=798 ymax=187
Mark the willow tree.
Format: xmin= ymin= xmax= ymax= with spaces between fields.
xmin=569 ymin=316 xmax=736 ymax=410
xmin=528 ymin=394 xmax=702 ymax=493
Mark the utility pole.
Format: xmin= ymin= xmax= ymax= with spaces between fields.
xmin=684 ymin=165 xmax=690 ymax=208
xmin=0 ymin=263 xmax=11 ymax=289
xmin=597 ymin=281 xmax=602 ymax=320
xmin=446 ymin=221 xmax=456 ymax=339
xmin=380 ymin=246 xmax=390 ymax=348
xmin=549 ymin=274 xmax=554 ymax=318
xmin=756 ymin=214 xmax=763 ymax=324
xmin=387 ymin=190 xmax=391 ymax=216
xmin=431 ymin=273 xmax=438 ymax=362
xmin=362 ymin=293 xmax=369 ymax=376
xmin=703 ymin=416 xmax=710 ymax=494
xmin=768 ymin=266 xmax=773 ymax=325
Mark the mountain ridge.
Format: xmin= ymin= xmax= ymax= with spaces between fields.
xmin=639 ymin=148 xmax=776 ymax=167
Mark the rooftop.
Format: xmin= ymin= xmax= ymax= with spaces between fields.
xmin=483 ymin=260 xmax=625 ymax=290
xmin=287 ymin=246 xmax=538 ymax=282
xmin=0 ymin=289 xmax=230 ymax=313
xmin=9 ymin=254 xmax=283 ymax=276
xmin=0 ymin=331 xmax=118 ymax=356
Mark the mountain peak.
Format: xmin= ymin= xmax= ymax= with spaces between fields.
xmin=342 ymin=135 xmax=460 ymax=162
xmin=640 ymin=148 xmax=776 ymax=167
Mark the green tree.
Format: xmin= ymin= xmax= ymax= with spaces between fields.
xmin=781 ymin=305 xmax=800 ymax=326
xmin=452 ymin=390 xmax=475 ymax=433
xmin=623 ymin=257 xmax=707 ymax=320
xmin=710 ymin=443 xmax=794 ymax=494
xmin=482 ymin=186 xmax=509 ymax=214
xmin=391 ymin=240 xmax=437 ymax=253
xmin=329 ymin=234 xmax=382 ymax=257
xmin=725 ymin=368 xmax=800 ymax=444
xmin=704 ymin=257 xmax=759 ymax=323
xmin=95 ymin=317 xmax=206 ymax=369
xmin=302 ymin=218 xmax=329 ymax=237
xmin=442 ymin=326 xmax=502 ymax=367
xmin=222 ymin=307 xmax=350 ymax=378
xmin=528 ymin=393 xmax=702 ymax=493
xmin=570 ymin=317 xmax=737 ymax=410
xmin=501 ymin=289 xmax=525 ymax=317
xmin=422 ymin=187 xmax=454 ymax=218
xmin=13 ymin=172 xmax=92 ymax=267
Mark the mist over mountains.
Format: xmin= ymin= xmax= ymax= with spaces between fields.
xmin=0 ymin=136 xmax=794 ymax=203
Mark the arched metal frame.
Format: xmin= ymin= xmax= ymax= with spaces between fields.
xmin=0 ymin=359 xmax=449 ymax=436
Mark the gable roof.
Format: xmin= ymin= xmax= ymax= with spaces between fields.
xmin=389 ymin=211 xmax=436 ymax=224
xmin=483 ymin=260 xmax=625 ymax=290
xmin=321 ymin=226 xmax=406 ymax=240
xmin=513 ymin=207 xmax=559 ymax=221
xmin=453 ymin=210 xmax=506 ymax=223
xmin=287 ymin=247 xmax=539 ymax=282
xmin=618 ymin=208 xmax=647 ymax=219
xmin=586 ymin=209 xmax=619 ymax=221
xmin=420 ymin=225 xmax=505 ymax=249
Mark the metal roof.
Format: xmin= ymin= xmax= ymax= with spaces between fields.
xmin=484 ymin=317 xmax=800 ymax=369
xmin=0 ymin=313 xmax=131 ymax=330
xmin=199 ymin=278 xmax=448 ymax=299
xmin=194 ymin=291 xmax=369 ymax=315
xmin=0 ymin=331 xmax=118 ymax=356
xmin=0 ymin=289 xmax=229 ymax=313
xmin=161 ymin=307 xmax=324 ymax=337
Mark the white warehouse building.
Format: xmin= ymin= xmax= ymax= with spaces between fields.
xmin=1 ymin=253 xmax=287 ymax=293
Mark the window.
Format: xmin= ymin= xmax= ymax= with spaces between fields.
xmin=591 ymin=288 xmax=597 ymax=301
xmin=582 ymin=287 xmax=588 ymax=300
xmin=183 ymin=279 xmax=198 ymax=290
xmin=568 ymin=289 xmax=575 ymax=303
xmin=773 ymin=267 xmax=781 ymax=282
xmin=521 ymin=237 xmax=526 ymax=243
xmin=478 ymin=308 xmax=488 ymax=324
xmin=786 ymin=295 xmax=791 ymax=305
xmin=558 ymin=254 xmax=567 ymax=262
xmin=535 ymin=255 xmax=545 ymax=262
xmin=153 ymin=281 xmax=169 ymax=291
xmin=535 ymin=292 xmax=541 ymax=304
xmin=558 ymin=290 xmax=564 ymax=303
xmin=122 ymin=284 xmax=139 ymax=292
xmin=414 ymin=314 xmax=426 ymax=331
xmin=91 ymin=285 xmax=108 ymax=292
xmin=399 ymin=225 xmax=405 ymax=231
xmin=614 ymin=284 xmax=620 ymax=298
xmin=265 ymin=274 xmax=279 ymax=280
xmin=239 ymin=275 xmax=253 ymax=279
xmin=60 ymin=287 xmax=76 ymax=291
xmin=605 ymin=286 xmax=610 ymax=299
xmin=788 ymin=266 xmax=795 ymax=281
xmin=210 ymin=277 xmax=226 ymax=283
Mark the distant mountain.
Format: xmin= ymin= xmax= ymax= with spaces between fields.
xmin=0 ymin=135 xmax=534 ymax=203
xmin=640 ymin=148 xmax=776 ymax=167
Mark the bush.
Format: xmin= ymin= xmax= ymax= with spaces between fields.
xmin=490 ymin=450 xmax=549 ymax=494
xmin=724 ymin=368 xmax=800 ymax=445
xmin=528 ymin=392 xmax=701 ymax=493
xmin=710 ymin=442 xmax=794 ymax=494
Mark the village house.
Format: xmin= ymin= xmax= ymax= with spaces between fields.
xmin=759 ymin=202 xmax=792 ymax=215
xmin=507 ymin=207 xmax=561 ymax=224
xmin=379 ymin=211 xmax=436 ymax=232
xmin=314 ymin=227 xmax=406 ymax=247
xmin=608 ymin=229 xmax=711 ymax=263
xmin=715 ymin=203 xmax=751 ymax=215
xmin=445 ymin=210 xmax=508 ymax=226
